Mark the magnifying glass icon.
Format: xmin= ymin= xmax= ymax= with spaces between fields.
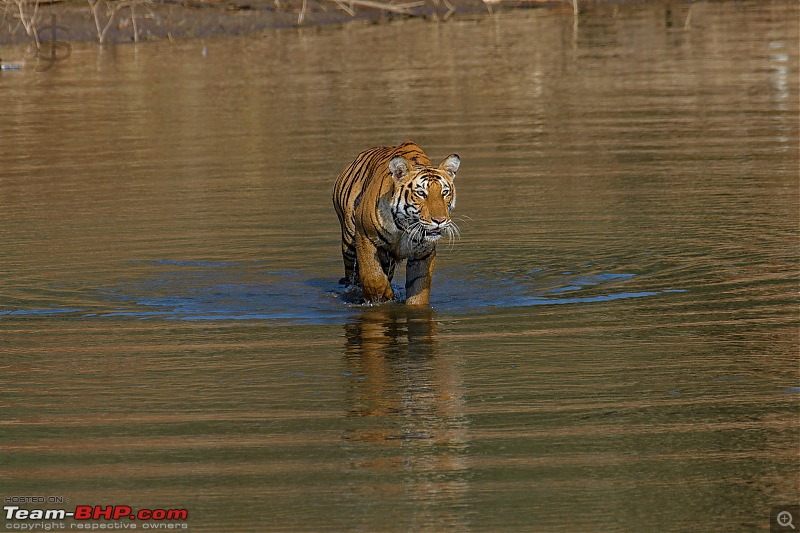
xmin=778 ymin=511 xmax=796 ymax=530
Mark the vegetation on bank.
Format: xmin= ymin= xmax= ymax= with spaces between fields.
xmin=0 ymin=0 xmax=569 ymax=44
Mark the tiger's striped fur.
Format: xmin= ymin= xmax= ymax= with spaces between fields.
xmin=332 ymin=141 xmax=460 ymax=305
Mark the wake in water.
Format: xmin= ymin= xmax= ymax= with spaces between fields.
xmin=0 ymin=259 xmax=684 ymax=323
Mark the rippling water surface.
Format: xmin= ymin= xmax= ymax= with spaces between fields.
xmin=1 ymin=2 xmax=798 ymax=531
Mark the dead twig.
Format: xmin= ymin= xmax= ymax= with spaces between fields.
xmin=330 ymin=0 xmax=354 ymax=16
xmin=313 ymin=0 xmax=414 ymax=22
xmin=297 ymin=0 xmax=306 ymax=23
xmin=12 ymin=0 xmax=41 ymax=44
xmin=441 ymin=0 xmax=454 ymax=20
xmin=130 ymin=1 xmax=138 ymax=42
xmin=87 ymin=0 xmax=118 ymax=43
xmin=335 ymin=0 xmax=412 ymax=15
xmin=87 ymin=0 xmax=151 ymax=44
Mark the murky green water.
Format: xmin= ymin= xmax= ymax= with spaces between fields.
xmin=1 ymin=2 xmax=798 ymax=531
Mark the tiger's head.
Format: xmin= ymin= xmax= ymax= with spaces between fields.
xmin=389 ymin=153 xmax=460 ymax=243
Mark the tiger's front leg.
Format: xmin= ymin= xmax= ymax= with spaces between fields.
xmin=405 ymin=249 xmax=436 ymax=306
xmin=355 ymin=233 xmax=394 ymax=303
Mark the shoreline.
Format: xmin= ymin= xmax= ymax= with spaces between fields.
xmin=0 ymin=0 xmax=564 ymax=45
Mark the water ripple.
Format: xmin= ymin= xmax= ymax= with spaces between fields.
xmin=0 ymin=262 xmax=679 ymax=323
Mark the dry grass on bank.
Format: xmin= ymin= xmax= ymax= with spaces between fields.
xmin=1 ymin=0 xmax=577 ymax=45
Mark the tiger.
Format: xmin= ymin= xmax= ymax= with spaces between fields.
xmin=333 ymin=141 xmax=461 ymax=306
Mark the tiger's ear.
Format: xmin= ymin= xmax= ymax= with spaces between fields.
xmin=389 ymin=156 xmax=412 ymax=183
xmin=439 ymin=154 xmax=460 ymax=178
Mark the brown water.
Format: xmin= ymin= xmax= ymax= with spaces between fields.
xmin=1 ymin=2 xmax=798 ymax=531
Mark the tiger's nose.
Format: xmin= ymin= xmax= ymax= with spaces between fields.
xmin=431 ymin=217 xmax=447 ymax=226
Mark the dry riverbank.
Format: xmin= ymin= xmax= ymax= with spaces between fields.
xmin=0 ymin=0 xmax=570 ymax=44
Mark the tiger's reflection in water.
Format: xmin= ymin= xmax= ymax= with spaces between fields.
xmin=342 ymin=305 xmax=470 ymax=525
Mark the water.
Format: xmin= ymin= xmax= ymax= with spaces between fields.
xmin=1 ymin=2 xmax=798 ymax=531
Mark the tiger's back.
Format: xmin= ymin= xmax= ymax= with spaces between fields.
xmin=332 ymin=141 xmax=460 ymax=305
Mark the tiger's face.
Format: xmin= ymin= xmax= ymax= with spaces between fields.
xmin=389 ymin=154 xmax=460 ymax=243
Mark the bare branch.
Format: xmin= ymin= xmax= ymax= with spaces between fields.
xmin=325 ymin=0 xmax=413 ymax=15
xmin=12 ymin=0 xmax=41 ymax=43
